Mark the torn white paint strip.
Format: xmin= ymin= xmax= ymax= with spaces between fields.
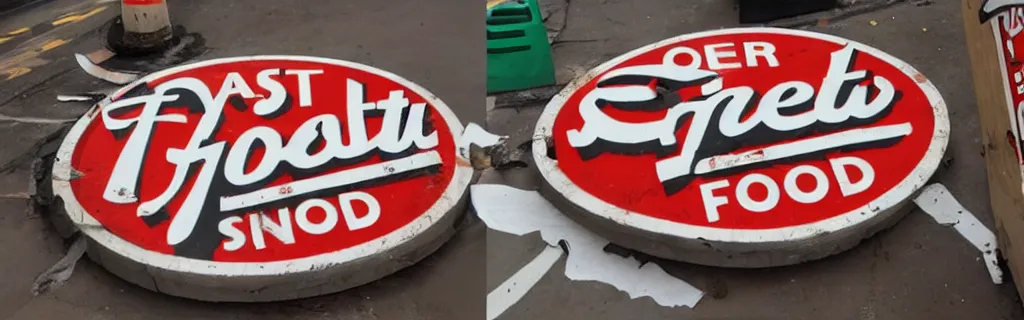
xmin=487 ymin=245 xmax=564 ymax=320
xmin=56 ymin=95 xmax=93 ymax=102
xmin=75 ymin=53 xmax=140 ymax=85
xmin=473 ymin=184 xmax=703 ymax=314
xmin=459 ymin=122 xmax=507 ymax=157
xmin=913 ymin=183 xmax=1004 ymax=284
xmin=57 ymin=91 xmax=109 ymax=103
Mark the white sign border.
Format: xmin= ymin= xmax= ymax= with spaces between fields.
xmin=52 ymin=55 xmax=473 ymax=277
xmin=532 ymin=27 xmax=950 ymax=245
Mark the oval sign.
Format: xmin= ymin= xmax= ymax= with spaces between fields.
xmin=52 ymin=56 xmax=472 ymax=301
xmin=533 ymin=28 xmax=949 ymax=267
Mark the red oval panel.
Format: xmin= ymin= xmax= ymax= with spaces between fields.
xmin=68 ymin=58 xmax=457 ymax=262
xmin=549 ymin=30 xmax=938 ymax=230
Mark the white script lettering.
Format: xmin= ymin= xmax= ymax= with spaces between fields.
xmin=102 ymin=69 xmax=437 ymax=246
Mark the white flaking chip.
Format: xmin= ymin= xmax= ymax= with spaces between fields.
xmin=913 ymin=183 xmax=1004 ymax=284
xmin=473 ymin=184 xmax=704 ymax=312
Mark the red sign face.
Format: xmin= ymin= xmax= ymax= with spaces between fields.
xmin=535 ymin=29 xmax=947 ymax=237
xmin=994 ymin=8 xmax=1024 ymax=168
xmin=58 ymin=57 xmax=464 ymax=263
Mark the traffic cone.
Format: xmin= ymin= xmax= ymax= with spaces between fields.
xmin=119 ymin=0 xmax=172 ymax=53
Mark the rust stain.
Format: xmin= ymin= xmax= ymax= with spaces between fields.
xmin=277 ymin=186 xmax=294 ymax=195
xmin=912 ymin=72 xmax=927 ymax=83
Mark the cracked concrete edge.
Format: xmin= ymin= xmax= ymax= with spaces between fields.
xmin=535 ymin=173 xmax=920 ymax=268
xmin=23 ymin=124 xmax=475 ymax=301
xmin=53 ymin=186 xmax=472 ymax=302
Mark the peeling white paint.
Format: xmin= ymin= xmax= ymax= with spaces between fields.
xmin=913 ymin=183 xmax=1004 ymax=284
xmin=474 ymin=184 xmax=703 ymax=316
xmin=460 ymin=122 xmax=507 ymax=155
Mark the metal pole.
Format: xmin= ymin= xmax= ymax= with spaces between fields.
xmin=119 ymin=0 xmax=172 ymax=53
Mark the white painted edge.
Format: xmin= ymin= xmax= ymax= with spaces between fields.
xmin=532 ymin=27 xmax=951 ymax=244
xmin=473 ymin=184 xmax=703 ymax=310
xmin=486 ymin=245 xmax=564 ymax=320
xmin=51 ymin=55 xmax=474 ymax=277
xmin=913 ymin=183 xmax=1004 ymax=284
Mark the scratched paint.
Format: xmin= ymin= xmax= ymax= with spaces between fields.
xmin=0 ymin=1 xmax=114 ymax=81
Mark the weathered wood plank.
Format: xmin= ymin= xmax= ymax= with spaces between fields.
xmin=961 ymin=0 xmax=1024 ymax=302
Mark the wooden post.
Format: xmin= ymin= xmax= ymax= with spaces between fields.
xmin=120 ymin=0 xmax=172 ymax=52
xmin=961 ymin=0 xmax=1024 ymax=302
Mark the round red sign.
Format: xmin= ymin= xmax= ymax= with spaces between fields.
xmin=533 ymin=28 xmax=949 ymax=268
xmin=51 ymin=56 xmax=473 ymax=301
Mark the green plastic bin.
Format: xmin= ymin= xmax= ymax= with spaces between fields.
xmin=486 ymin=0 xmax=556 ymax=93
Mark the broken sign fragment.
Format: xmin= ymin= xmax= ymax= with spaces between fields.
xmin=473 ymin=184 xmax=703 ymax=313
xmin=57 ymin=92 xmax=108 ymax=103
xmin=913 ymin=183 xmax=1003 ymax=284
xmin=75 ymin=53 xmax=140 ymax=85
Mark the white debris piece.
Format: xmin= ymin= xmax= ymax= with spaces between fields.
xmin=57 ymin=92 xmax=108 ymax=103
xmin=913 ymin=183 xmax=1004 ymax=284
xmin=75 ymin=53 xmax=140 ymax=85
xmin=459 ymin=122 xmax=507 ymax=157
xmin=473 ymin=184 xmax=703 ymax=318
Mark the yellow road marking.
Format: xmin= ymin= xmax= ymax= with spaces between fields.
xmin=40 ymin=39 xmax=67 ymax=52
xmin=7 ymin=27 xmax=29 ymax=36
xmin=52 ymin=6 xmax=107 ymax=26
xmin=4 ymin=67 xmax=32 ymax=80
xmin=487 ymin=0 xmax=513 ymax=10
xmin=0 ymin=4 xmax=111 ymax=82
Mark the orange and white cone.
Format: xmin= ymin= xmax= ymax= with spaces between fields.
xmin=120 ymin=0 xmax=172 ymax=52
